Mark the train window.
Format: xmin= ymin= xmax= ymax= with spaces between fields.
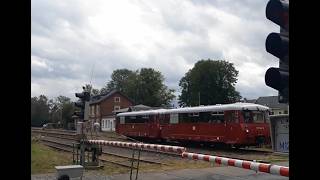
xmin=170 ymin=113 xmax=179 ymax=124
xmin=198 ymin=112 xmax=210 ymax=123
xmin=188 ymin=112 xmax=199 ymax=117
xmin=242 ymin=111 xmax=265 ymax=123
xmin=189 ymin=112 xmax=200 ymax=122
xmin=179 ymin=113 xmax=189 ymax=123
xmin=210 ymin=112 xmax=224 ymax=123
xmin=124 ymin=116 xmax=134 ymax=123
xmin=226 ymin=111 xmax=239 ymax=123
xmin=120 ymin=116 xmax=125 ymax=124
xmin=160 ymin=114 xmax=170 ymax=124
xmin=252 ymin=111 xmax=265 ymax=123
xmin=243 ymin=111 xmax=252 ymax=123
xmin=124 ymin=116 xmax=146 ymax=123
xmin=135 ymin=116 xmax=146 ymax=123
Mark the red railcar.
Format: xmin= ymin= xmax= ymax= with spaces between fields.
xmin=116 ymin=103 xmax=270 ymax=147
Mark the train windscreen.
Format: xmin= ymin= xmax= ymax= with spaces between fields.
xmin=242 ymin=110 xmax=267 ymax=124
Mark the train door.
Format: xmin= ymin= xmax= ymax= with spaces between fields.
xmin=197 ymin=111 xmax=226 ymax=142
xmin=225 ymin=110 xmax=241 ymax=144
xmin=147 ymin=115 xmax=160 ymax=139
xmin=159 ymin=114 xmax=170 ymax=139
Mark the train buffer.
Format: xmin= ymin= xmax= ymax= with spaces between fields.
xmin=55 ymin=165 xmax=84 ymax=180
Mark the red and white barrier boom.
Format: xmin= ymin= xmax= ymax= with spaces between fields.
xmin=181 ymin=152 xmax=289 ymax=177
xmin=86 ymin=140 xmax=186 ymax=154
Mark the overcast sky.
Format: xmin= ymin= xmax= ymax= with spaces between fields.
xmin=31 ymin=0 xmax=279 ymax=102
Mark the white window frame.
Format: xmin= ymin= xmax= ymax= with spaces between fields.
xmin=114 ymin=106 xmax=121 ymax=111
xmin=114 ymin=97 xmax=121 ymax=102
xmin=170 ymin=113 xmax=179 ymax=124
xmin=90 ymin=106 xmax=94 ymax=116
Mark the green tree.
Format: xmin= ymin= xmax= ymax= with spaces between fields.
xmin=84 ymin=84 xmax=100 ymax=96
xmin=178 ymin=59 xmax=241 ymax=107
xmin=48 ymin=99 xmax=60 ymax=124
xmin=101 ymin=69 xmax=137 ymax=95
xmin=54 ymin=96 xmax=75 ymax=129
xmin=102 ymin=68 xmax=175 ymax=107
xmin=31 ymin=95 xmax=50 ymax=127
xmin=135 ymin=68 xmax=175 ymax=107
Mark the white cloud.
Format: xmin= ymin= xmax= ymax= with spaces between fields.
xmin=31 ymin=55 xmax=53 ymax=72
xmin=31 ymin=0 xmax=280 ymax=100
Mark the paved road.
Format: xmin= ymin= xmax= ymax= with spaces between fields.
xmin=108 ymin=166 xmax=289 ymax=180
xmin=32 ymin=162 xmax=289 ymax=180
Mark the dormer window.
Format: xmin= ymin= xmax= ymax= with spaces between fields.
xmin=114 ymin=97 xmax=120 ymax=102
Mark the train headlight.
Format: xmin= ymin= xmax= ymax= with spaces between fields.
xmin=246 ymin=129 xmax=249 ymax=133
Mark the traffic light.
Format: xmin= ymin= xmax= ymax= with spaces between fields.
xmin=74 ymin=89 xmax=90 ymax=121
xmin=265 ymin=0 xmax=289 ymax=103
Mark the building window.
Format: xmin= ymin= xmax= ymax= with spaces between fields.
xmin=284 ymin=110 xmax=288 ymax=114
xmin=114 ymin=106 xmax=120 ymax=111
xmin=279 ymin=112 xmax=282 ymax=114
xmin=92 ymin=106 xmax=95 ymax=116
xmin=90 ymin=106 xmax=94 ymax=116
xmin=114 ymin=97 xmax=120 ymax=102
xmin=96 ymin=105 xmax=100 ymax=116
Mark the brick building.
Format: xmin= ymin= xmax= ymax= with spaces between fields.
xmin=89 ymin=89 xmax=134 ymax=131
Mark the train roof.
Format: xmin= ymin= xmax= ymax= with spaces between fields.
xmin=116 ymin=103 xmax=269 ymax=117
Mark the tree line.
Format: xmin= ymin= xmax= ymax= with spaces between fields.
xmin=31 ymin=59 xmax=242 ymax=127
xmin=31 ymin=95 xmax=75 ymax=128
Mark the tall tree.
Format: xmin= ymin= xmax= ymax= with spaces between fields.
xmin=55 ymin=96 xmax=75 ymax=129
xmin=135 ymin=68 xmax=175 ymax=107
xmin=101 ymin=69 xmax=137 ymax=95
xmin=31 ymin=95 xmax=50 ymax=127
xmin=84 ymin=84 xmax=100 ymax=96
xmin=178 ymin=59 xmax=241 ymax=107
xmin=102 ymin=68 xmax=175 ymax=107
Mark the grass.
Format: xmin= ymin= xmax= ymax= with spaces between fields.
xmin=31 ymin=141 xmax=73 ymax=174
xmin=92 ymin=158 xmax=214 ymax=175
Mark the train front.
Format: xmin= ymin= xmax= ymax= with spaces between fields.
xmin=239 ymin=105 xmax=271 ymax=146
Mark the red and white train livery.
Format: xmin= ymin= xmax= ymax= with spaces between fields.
xmin=116 ymin=103 xmax=270 ymax=147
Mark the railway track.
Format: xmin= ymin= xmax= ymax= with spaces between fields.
xmin=32 ymin=129 xmax=79 ymax=141
xmin=32 ymin=127 xmax=75 ymax=132
xmin=39 ymin=136 xmax=166 ymax=169
xmin=42 ymin=134 xmax=274 ymax=155
xmin=34 ymin=128 xmax=279 ymax=164
xmin=34 ymin=128 xmax=180 ymax=157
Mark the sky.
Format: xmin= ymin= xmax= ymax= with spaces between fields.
xmin=31 ymin=0 xmax=279 ymax=102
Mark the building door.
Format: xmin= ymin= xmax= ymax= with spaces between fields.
xmin=101 ymin=118 xmax=115 ymax=131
